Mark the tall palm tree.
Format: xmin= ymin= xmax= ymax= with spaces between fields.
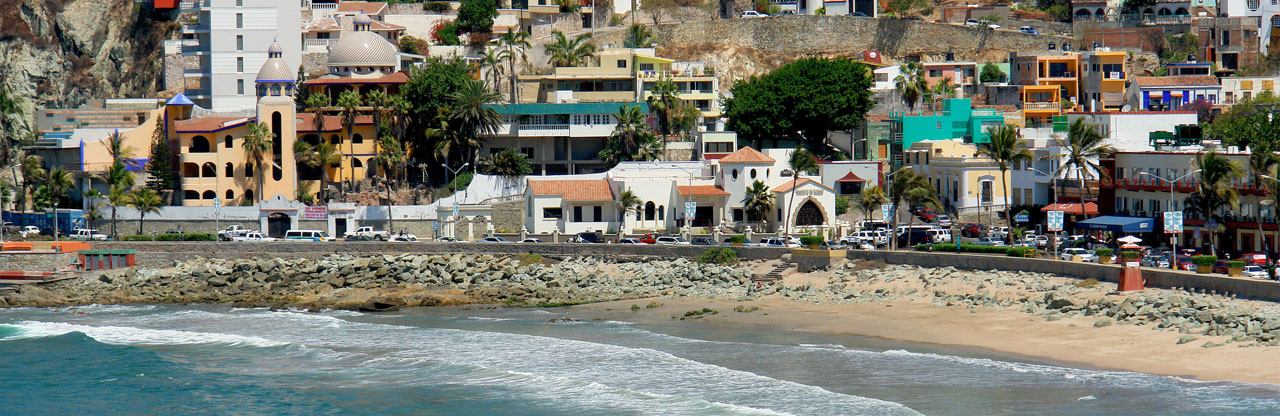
xmin=479 ymin=47 xmax=505 ymax=95
xmin=242 ymin=122 xmax=275 ymax=203
xmin=784 ymin=147 xmax=819 ymax=237
xmin=497 ymin=28 xmax=531 ymax=103
xmin=598 ymin=105 xmax=660 ymax=167
xmin=859 ymin=185 xmax=887 ymax=222
xmin=314 ymin=142 xmax=341 ymax=202
xmin=387 ymin=94 xmax=412 ymax=140
xmin=43 ymin=167 xmax=73 ymax=241
xmin=1248 ymin=141 xmax=1279 ymax=255
xmin=1050 ymin=118 xmax=1113 ymax=217
xmin=742 ymin=180 xmax=774 ymax=230
xmin=647 ymin=77 xmax=680 ymax=140
xmin=365 ymin=89 xmax=389 ymax=140
xmin=887 ymin=168 xmax=929 ymax=250
xmin=483 ymin=148 xmax=532 ymax=187
xmin=893 ymin=62 xmax=928 ymax=112
xmin=544 ymin=31 xmax=597 ymax=67
xmin=20 ymin=154 xmax=43 ymax=212
xmin=1187 ymin=151 xmax=1243 ymax=256
xmin=448 ymin=80 xmax=502 ymax=174
xmin=107 ymin=184 xmax=130 ymax=239
xmin=303 ymin=93 xmax=329 ymax=133
xmin=902 ymin=182 xmax=942 ymax=242
xmin=83 ymin=189 xmax=104 ymax=229
xmin=293 ymin=139 xmax=318 ymax=204
xmin=127 ymin=188 xmax=162 ymax=235
xmin=336 ymin=89 xmax=363 ymax=192
xmin=977 ymin=123 xmax=1033 ymax=243
xmin=374 ymin=135 xmax=406 ymax=233
xmin=928 ymin=77 xmax=957 ymax=104
xmin=617 ymin=189 xmax=641 ymax=223
xmin=625 ymin=23 xmax=657 ymax=48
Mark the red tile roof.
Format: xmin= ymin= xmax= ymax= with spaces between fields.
xmin=1041 ymin=202 xmax=1098 ymax=215
xmin=677 ymin=185 xmax=730 ymax=196
xmin=529 ymin=179 xmax=614 ymax=201
xmin=295 ymin=113 xmax=374 ymax=132
xmin=771 ymin=177 xmax=834 ymax=193
xmin=718 ymin=146 xmax=775 ymax=163
xmin=336 ymin=1 xmax=388 ymax=14
xmin=303 ymin=72 xmax=409 ymax=85
xmin=835 ymin=172 xmax=866 ymax=183
xmin=1134 ymin=75 xmax=1219 ymax=87
xmin=368 ymin=20 xmax=404 ymax=31
xmin=175 ymin=116 xmax=251 ymax=133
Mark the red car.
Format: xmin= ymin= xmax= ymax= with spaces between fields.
xmin=637 ymin=233 xmax=662 ymax=244
xmin=960 ymin=223 xmax=985 ymax=238
xmin=1241 ymin=253 xmax=1269 ymax=266
xmin=1176 ymin=256 xmax=1194 ymax=271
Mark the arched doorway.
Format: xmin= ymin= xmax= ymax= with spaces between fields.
xmin=794 ymin=200 xmax=824 ymax=226
xmin=267 ymin=213 xmax=291 ymax=238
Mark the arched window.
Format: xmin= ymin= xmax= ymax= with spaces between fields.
xmin=644 ymin=201 xmax=656 ymax=221
xmin=273 ymin=166 xmax=283 ymax=181
xmin=246 ymin=164 xmax=255 ymax=178
xmin=202 ymin=190 xmax=216 ymax=199
xmin=731 ymin=169 xmax=738 ymax=180
xmin=224 ymin=135 xmax=233 ymax=148
xmin=183 ymin=163 xmax=199 ymax=177
xmin=635 ymin=211 xmax=642 ymax=221
xmin=184 ymin=190 xmax=199 ymax=200
xmin=330 ymin=135 xmax=341 ymax=145
xmin=352 ymin=133 xmax=364 ymax=144
xmin=245 ymin=189 xmax=255 ymax=201
xmin=225 ymin=190 xmax=234 ymax=200
xmin=271 ymin=112 xmax=282 ymax=155
xmin=224 ymin=162 xmax=234 ymax=177
xmin=303 ymin=134 xmax=320 ymax=145
xmin=191 ymin=135 xmax=211 ymax=153
xmin=352 ymin=158 xmax=363 ymax=168
xmin=202 ymin=162 xmax=216 ymax=177
xmin=271 ymin=85 xmax=281 ymax=95
xmin=658 ymin=205 xmax=665 ymax=221
xmin=766 ymin=169 xmax=770 ymax=178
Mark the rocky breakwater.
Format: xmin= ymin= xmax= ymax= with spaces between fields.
xmin=750 ymin=262 xmax=1280 ymax=348
xmin=0 ymin=253 xmax=755 ymax=310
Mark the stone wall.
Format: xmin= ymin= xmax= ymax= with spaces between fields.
xmin=93 ymin=241 xmax=789 ymax=262
xmin=302 ymin=52 xmax=328 ymax=78
xmin=0 ymin=253 xmax=78 ymax=272
xmin=531 ymin=13 xmax=584 ymax=39
xmin=388 ymin=3 xmax=426 ymax=15
xmin=490 ymin=200 xmax=524 ymax=233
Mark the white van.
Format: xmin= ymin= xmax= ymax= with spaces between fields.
xmin=926 ymin=228 xmax=951 ymax=243
xmin=284 ymin=230 xmax=334 ymax=242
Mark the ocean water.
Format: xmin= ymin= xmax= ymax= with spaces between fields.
xmin=1 ymin=305 xmax=1278 ymax=415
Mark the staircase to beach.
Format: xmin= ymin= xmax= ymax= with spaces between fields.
xmin=754 ymin=260 xmax=795 ymax=282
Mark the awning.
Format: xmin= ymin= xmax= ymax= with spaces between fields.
xmin=1041 ymin=202 xmax=1098 ymax=215
xmin=835 ymin=172 xmax=867 ymax=183
xmin=1074 ymin=216 xmax=1155 ymax=233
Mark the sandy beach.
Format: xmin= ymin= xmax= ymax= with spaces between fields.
xmin=570 ymin=295 xmax=1280 ymax=386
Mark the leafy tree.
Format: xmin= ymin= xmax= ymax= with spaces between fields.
xmin=1182 ymin=99 xmax=1214 ymax=124
xmin=44 ymin=167 xmax=74 ymax=240
xmin=725 ymin=57 xmax=873 ymax=150
xmin=1186 ymin=151 xmax=1242 ymax=256
xmin=431 ymin=21 xmax=461 ymax=45
xmin=402 ymin=57 xmax=473 ymax=180
xmin=928 ymin=77 xmax=956 ymax=103
xmin=544 ymin=31 xmax=597 ymax=67
xmin=448 ymin=80 xmax=502 ymax=173
xmin=976 ymin=123 xmax=1033 ymax=243
xmin=293 ymin=140 xmax=318 ymax=204
xmin=374 ymin=135 xmax=406 ymax=232
xmin=242 ymin=122 xmax=275 ymax=203
xmin=483 ymin=148 xmax=532 ymax=180
xmin=1248 ymin=141 xmax=1279 ymax=252
xmin=835 ymin=196 xmax=849 ymax=216
xmin=858 ymin=186 xmax=887 ymax=221
xmin=457 ymin=0 xmax=499 ymax=34
xmin=20 ymin=155 xmax=43 ymax=212
xmin=145 ymin=120 xmax=177 ymax=203
xmin=336 ymin=89 xmax=363 ymax=192
xmin=1161 ymin=33 xmax=1199 ymax=63
xmin=617 ymin=189 xmax=641 ymax=222
xmin=980 ymin=63 xmax=1004 ymax=83
xmin=1049 ymin=119 xmax=1113 ymax=215
xmin=128 ymin=188 xmax=163 ymax=235
xmin=625 ymin=24 xmax=657 ymax=48
xmin=106 ymin=183 xmax=130 ymax=239
xmin=478 ymin=46 xmax=505 ymax=95
xmin=742 ymin=180 xmax=774 ymax=225
xmin=647 ymin=76 xmax=681 ymax=139
xmin=598 ymin=104 xmax=660 ymax=167
xmin=894 ymin=62 xmax=928 ymax=111
xmin=398 ymin=35 xmax=427 ymax=55
xmin=783 ymin=147 xmax=818 ymax=237
xmin=886 ymin=168 xmax=927 ymax=249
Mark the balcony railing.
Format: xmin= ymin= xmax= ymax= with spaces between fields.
xmin=639 ymin=69 xmax=716 ymax=79
xmin=1106 ymin=177 xmax=1272 ymax=195
xmin=1024 ymin=102 xmax=1059 ymax=111
xmin=305 ymin=39 xmax=335 ymax=51
xmin=1045 ymin=71 xmax=1076 ymax=78
xmin=518 ymin=124 xmax=570 ymax=131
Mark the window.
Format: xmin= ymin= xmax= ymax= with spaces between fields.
xmin=236 ymin=13 xmax=243 ymax=29
xmin=237 ymin=57 xmax=244 ymax=73
xmin=237 ymin=79 xmax=244 ymax=95
xmin=928 ymin=70 xmax=942 ymax=77
xmin=352 ymin=158 xmax=363 ymax=168
xmin=224 ymin=163 xmax=233 ymax=177
xmin=750 ymin=168 xmax=757 ymax=179
xmin=573 ymin=206 xmax=583 ymax=222
xmin=352 ymin=134 xmax=363 ymax=144
xmin=246 ymin=164 xmax=254 ymax=177
xmin=639 ymin=63 xmax=654 ymax=71
xmin=236 ymin=0 xmax=242 ymax=5
xmin=225 ymin=135 xmax=232 ymax=148
xmin=226 ymin=190 xmax=234 ymax=200
xmin=1223 ymin=30 xmax=1230 ymax=46
xmin=593 ymin=206 xmax=602 ymax=222
xmin=731 ymin=169 xmax=738 ymax=180
xmin=657 ymin=205 xmax=663 ymax=221
xmin=236 ymin=35 xmax=243 ymax=51
xmin=617 ymin=59 xmax=627 ymax=68
xmin=542 ymin=208 xmax=563 ymax=219
xmin=980 ymin=180 xmax=993 ymax=205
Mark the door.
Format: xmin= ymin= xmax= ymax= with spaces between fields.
xmin=267 ymin=213 xmax=291 ymax=238
xmin=335 ymin=218 xmax=347 ymax=237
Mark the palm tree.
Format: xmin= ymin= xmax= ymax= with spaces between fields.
xmin=303 ymin=93 xmax=329 ymax=133
xmin=902 ymin=182 xmax=942 ymax=242
xmin=336 ymin=89 xmax=363 ymax=192
xmin=647 ymin=77 xmax=680 ymax=140
xmin=602 ymin=103 xmax=650 ymax=160
xmin=314 ymin=142 xmax=341 ymax=202
xmin=783 ymin=147 xmax=819 ymax=237
xmin=43 ymin=167 xmax=73 ymax=241
xmin=1248 ymin=141 xmax=1279 ymax=255
xmin=859 ymin=185 xmax=887 ymax=222
xmin=544 ymin=31 xmax=597 ymax=67
xmin=448 ymin=80 xmax=502 ymax=173
xmin=293 ymin=140 xmax=317 ymax=204
xmin=497 ymin=28 xmax=531 ymax=103
xmin=976 ymin=123 xmax=1033 ymax=243
xmin=366 ymin=89 xmax=389 ymax=140
xmin=893 ymin=62 xmax=928 ymax=112
xmin=483 ymin=148 xmax=532 ymax=189
xmin=625 ymin=23 xmax=657 ymax=48
xmin=106 ymin=184 xmax=130 ymax=239
xmin=83 ymin=189 xmax=104 ymax=229
xmin=1049 ymin=118 xmax=1113 ymax=216
xmin=928 ymin=77 xmax=956 ymax=104
xmin=617 ymin=189 xmax=641 ymax=224
xmin=479 ymin=47 xmax=505 ymax=95
xmin=20 ymin=154 xmax=43 ymax=212
xmin=127 ymin=188 xmax=162 ymax=235
xmin=242 ymin=122 xmax=275 ymax=203
xmin=1187 ymin=151 xmax=1243 ymax=256
xmin=887 ymin=168 xmax=929 ymax=250
xmin=374 ymin=135 xmax=406 ymax=233
xmin=742 ymin=180 xmax=774 ymax=230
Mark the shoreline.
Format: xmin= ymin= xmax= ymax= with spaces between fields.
xmin=566 ymin=297 xmax=1280 ymax=386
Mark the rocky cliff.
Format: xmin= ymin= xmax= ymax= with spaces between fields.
xmin=0 ymin=0 xmax=175 ymax=130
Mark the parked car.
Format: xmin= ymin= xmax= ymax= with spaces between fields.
xmin=926 ymin=228 xmax=951 ymax=243
xmin=964 ymin=19 xmax=981 ymax=27
xmin=1176 ymin=256 xmax=1195 ymax=271
xmin=619 ymin=238 xmax=645 ymax=244
xmin=345 ymin=234 xmax=375 ymax=241
xmin=1059 ymin=248 xmax=1096 ymax=262
xmin=761 ymin=237 xmax=800 ymax=248
xmin=217 ymin=225 xmax=254 ymax=241
xmin=1018 ymin=25 xmax=1039 ymax=34
xmin=911 ymin=207 xmax=938 ymax=223
xmin=973 ymin=237 xmax=1006 ymax=246
xmin=843 ymin=237 xmax=875 ymax=250
xmin=478 ymin=236 xmax=508 ymax=243
xmin=740 ymin=10 xmax=768 ymax=17
xmin=284 ymin=230 xmax=334 ymax=242
xmin=690 ymin=237 xmax=716 ymax=246
xmin=655 ymin=236 xmax=689 ymax=245
xmin=434 ymin=236 xmax=460 ymax=242
xmin=1243 ymin=265 xmax=1269 ymax=279
xmin=68 ymin=228 xmax=108 ymax=241
xmin=344 ymin=226 xmax=389 ymax=241
xmin=850 ymin=230 xmax=887 ymax=246
xmin=519 ymin=238 xmax=541 ymax=243
xmin=1241 ymin=252 xmax=1269 ymax=266
xmin=960 ymin=223 xmax=984 ymax=238
xmin=1140 ymin=255 xmax=1169 ymax=269
xmin=573 ymin=232 xmax=605 ymax=244
xmin=936 ymin=214 xmax=952 ymax=227
xmin=389 ymin=233 xmax=418 ymax=242
xmin=232 ymin=232 xmax=277 ymax=242
xmin=637 ymin=233 xmax=663 ymax=244
xmin=857 ymin=220 xmax=890 ymax=232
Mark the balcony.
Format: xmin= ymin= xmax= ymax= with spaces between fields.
xmin=1023 ymin=102 xmax=1059 ymax=112
xmin=305 ymin=39 xmax=335 ymax=52
xmin=514 ymin=124 xmax=569 ymax=136
xmin=1045 ymin=71 xmax=1076 ymax=79
xmin=180 ymin=152 xmax=219 ymax=164
xmin=639 ymin=68 xmax=716 ymax=80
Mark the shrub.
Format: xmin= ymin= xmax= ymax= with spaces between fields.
xmin=517 ymin=253 xmax=543 ymax=266
xmin=1076 ymin=278 xmax=1100 ymax=288
xmin=696 ymin=247 xmax=739 ymax=265
xmin=1192 ymin=255 xmax=1218 ymax=266
xmin=120 ymin=235 xmax=154 ymax=241
xmin=1227 ymin=260 xmax=1246 ymax=268
xmin=1094 ymin=248 xmax=1114 ymax=257
xmin=931 ymin=243 xmax=958 ymax=252
xmin=799 ymin=235 xmax=824 ymax=246
xmin=424 ymin=1 xmax=452 ymax=12
xmin=631 ymin=304 xmax=641 ymax=312
xmin=1120 ymin=250 xmax=1141 ymax=260
xmin=728 ymin=235 xmax=747 ymax=244
xmin=957 ymin=243 xmax=1010 ymax=254
xmin=153 ymin=233 xmax=216 ymax=241
xmin=913 ymin=243 xmax=929 ymax=251
xmin=645 ymin=301 xmax=663 ymax=308
xmin=1006 ymin=247 xmax=1033 ymax=257
xmin=733 ymin=305 xmax=760 ymax=313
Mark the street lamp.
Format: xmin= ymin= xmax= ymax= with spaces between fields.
xmin=447 ymin=162 xmax=470 ymax=202
xmin=882 ymin=168 xmax=910 ymax=250
xmin=1139 ymin=169 xmax=1200 ymax=270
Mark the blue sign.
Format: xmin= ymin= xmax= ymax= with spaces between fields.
xmin=1046 ymin=210 xmax=1064 ymax=232
xmin=880 ymin=204 xmax=894 ymax=221
xmin=685 ymin=201 xmax=696 ymax=219
xmin=1015 ymin=213 xmax=1029 ymax=223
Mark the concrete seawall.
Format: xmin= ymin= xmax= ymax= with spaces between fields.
xmin=93 ymin=242 xmax=788 ymax=262
xmin=850 ymin=250 xmax=1280 ymax=301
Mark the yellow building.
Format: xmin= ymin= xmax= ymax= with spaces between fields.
xmin=1021 ymin=85 xmax=1061 ymax=127
xmin=1080 ymin=50 xmax=1127 ymax=112
xmin=905 ymin=140 xmax=1011 ymax=215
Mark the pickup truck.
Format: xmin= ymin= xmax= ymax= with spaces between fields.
xmin=217 ymin=225 xmax=254 ymax=241
xmin=232 ymin=232 xmax=277 ymax=242
xmin=69 ymin=228 xmax=108 ymax=241
xmin=343 ymin=226 xmax=389 ymax=241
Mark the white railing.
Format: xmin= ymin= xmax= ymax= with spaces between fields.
xmin=519 ymin=124 xmax=569 ymax=131
xmin=1024 ymin=102 xmax=1059 ymax=111
xmin=305 ymin=39 xmax=335 ymax=51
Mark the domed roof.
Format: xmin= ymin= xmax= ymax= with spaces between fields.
xmin=352 ymin=13 xmax=372 ymax=24
xmin=327 ymin=31 xmax=397 ymax=67
xmin=268 ymin=41 xmax=283 ymax=54
xmin=256 ymin=56 xmax=295 ymax=83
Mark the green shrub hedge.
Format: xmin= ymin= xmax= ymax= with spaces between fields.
xmin=120 ymin=235 xmax=154 ymax=241
xmin=958 ymin=243 xmax=1011 ymax=254
xmin=424 ymin=1 xmax=452 ymax=12
xmin=1093 ymin=248 xmax=1114 ymax=257
xmin=1192 ymin=255 xmax=1218 ymax=266
xmin=799 ymin=235 xmax=824 ymax=246
xmin=1006 ymin=247 xmax=1033 ymax=257
xmin=1227 ymin=260 xmax=1246 ymax=268
xmin=728 ymin=235 xmax=747 ymax=244
xmin=1120 ymin=250 xmax=1141 ymax=259
xmin=696 ymin=247 xmax=739 ymax=265
xmin=155 ymin=233 xmax=217 ymax=241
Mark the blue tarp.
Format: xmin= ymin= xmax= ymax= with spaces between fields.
xmin=1074 ymin=216 xmax=1155 ymax=233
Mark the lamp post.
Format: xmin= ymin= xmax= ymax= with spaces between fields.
xmin=1260 ymin=174 xmax=1280 ymax=259
xmin=882 ymin=168 xmax=909 ymax=250
xmin=447 ymin=162 xmax=470 ymax=202
xmin=1139 ymin=169 xmax=1199 ymax=270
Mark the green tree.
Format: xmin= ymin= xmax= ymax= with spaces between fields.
xmin=1248 ymin=141 xmax=1279 ymax=251
xmin=478 ymin=46 xmax=505 ymax=95
xmin=647 ymin=76 xmax=681 ymax=140
xmin=43 ymin=167 xmax=74 ymax=241
xmin=598 ymin=104 xmax=660 ymax=167
xmin=303 ymin=93 xmax=329 ymax=132
xmin=144 ymin=120 xmax=177 ymax=203
xmin=1186 ymin=151 xmax=1242 ymax=256
xmin=402 ymin=57 xmax=473 ymax=181
xmin=106 ymin=183 xmax=130 ymax=239
xmin=544 ymin=31 xmax=597 ymax=67
xmin=483 ymin=148 xmax=532 ymax=182
xmin=336 ymin=89 xmax=363 ymax=192
xmin=742 ymin=180 xmax=774 ymax=226
xmin=887 ymin=168 xmax=928 ymax=250
xmin=976 ymin=123 xmax=1033 ymax=243
xmin=457 ymin=0 xmax=499 ymax=34
xmin=310 ymin=142 xmax=341 ymax=202
xmin=97 ymin=131 xmax=137 ymax=238
xmin=242 ymin=122 xmax=275 ymax=203
xmin=20 ymin=155 xmax=43 ymax=212
xmin=497 ymin=29 xmax=532 ymax=103
xmin=894 ymin=62 xmax=928 ymax=111
xmin=927 ymin=77 xmax=956 ymax=104
xmin=374 ymin=135 xmax=406 ymax=233
xmin=858 ymin=185 xmax=887 ymax=221
xmin=725 ymin=57 xmax=873 ymax=150
xmin=448 ymin=80 xmax=502 ymax=174
xmin=398 ymin=35 xmax=426 ymax=55
xmin=366 ymin=89 xmax=389 ymax=140
xmin=293 ymin=139 xmax=318 ymax=204
xmin=783 ymin=147 xmax=818 ymax=237
xmin=128 ymin=188 xmax=162 ymax=235
xmin=624 ymin=24 xmax=657 ymax=48
xmin=980 ymin=63 xmax=1005 ymax=83
xmin=617 ymin=189 xmax=641 ymax=222
xmin=1049 ymin=118 xmax=1114 ymax=215
xmin=83 ymin=189 xmax=104 ymax=230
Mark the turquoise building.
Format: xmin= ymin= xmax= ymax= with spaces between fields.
xmin=890 ymin=98 xmax=1006 ymax=151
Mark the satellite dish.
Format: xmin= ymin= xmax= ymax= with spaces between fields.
xmin=1121 ymin=104 xmax=1133 ymax=112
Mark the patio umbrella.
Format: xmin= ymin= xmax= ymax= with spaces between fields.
xmin=1117 ymin=235 xmax=1143 ymax=244
xmin=1120 ymin=242 xmax=1141 ymax=250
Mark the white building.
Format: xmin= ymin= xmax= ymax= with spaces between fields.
xmin=484 ymin=102 xmax=650 ymax=175
xmin=819 ymin=160 xmax=882 ymax=196
xmin=1223 ymin=0 xmax=1280 ymax=55
xmin=178 ymin=0 xmax=302 ymax=110
xmin=1066 ymin=111 xmax=1199 ymax=152
xmin=1220 ymin=76 xmax=1280 ymax=104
